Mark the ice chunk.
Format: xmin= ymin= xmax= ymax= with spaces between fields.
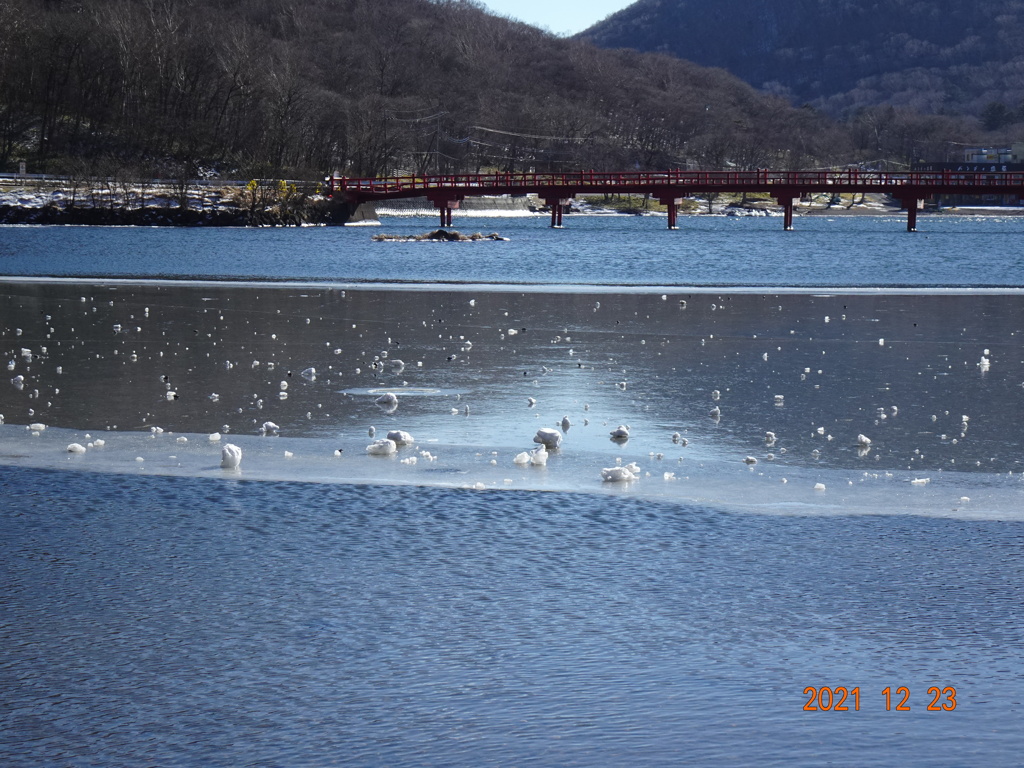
xmin=533 ymin=428 xmax=562 ymax=449
xmin=386 ymin=430 xmax=415 ymax=446
xmin=602 ymin=466 xmax=637 ymax=482
xmin=221 ymin=443 xmax=242 ymax=469
xmin=366 ymin=438 xmax=397 ymax=456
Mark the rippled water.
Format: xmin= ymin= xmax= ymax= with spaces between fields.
xmin=3 ymin=214 xmax=1024 ymax=285
xmin=2 ymin=217 xmax=1024 ymax=766
xmin=3 ymin=468 xmax=1023 ymax=767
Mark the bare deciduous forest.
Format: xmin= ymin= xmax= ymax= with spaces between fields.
xmin=0 ymin=0 xmax=1001 ymax=181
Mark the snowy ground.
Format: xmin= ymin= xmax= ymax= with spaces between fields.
xmin=0 ymin=180 xmax=244 ymax=213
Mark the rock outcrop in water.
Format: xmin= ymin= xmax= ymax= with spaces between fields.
xmin=372 ymin=230 xmax=509 ymax=242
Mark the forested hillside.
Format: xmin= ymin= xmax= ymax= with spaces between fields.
xmin=0 ymin=0 xmax=995 ymax=180
xmin=581 ymin=0 xmax=1024 ymax=125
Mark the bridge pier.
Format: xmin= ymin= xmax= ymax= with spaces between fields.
xmin=773 ymin=194 xmax=797 ymax=230
xmin=544 ymin=197 xmax=572 ymax=228
xmin=427 ymin=195 xmax=462 ymax=227
xmin=897 ymin=196 xmax=920 ymax=232
xmin=657 ymin=196 xmax=683 ymax=229
xmin=439 ymin=201 xmax=457 ymax=227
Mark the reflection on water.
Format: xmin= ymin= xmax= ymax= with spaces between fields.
xmin=2 ymin=468 xmax=1023 ymax=767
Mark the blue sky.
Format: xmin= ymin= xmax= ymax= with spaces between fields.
xmin=477 ymin=0 xmax=634 ymax=36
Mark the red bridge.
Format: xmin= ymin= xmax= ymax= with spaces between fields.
xmin=330 ymin=169 xmax=1024 ymax=231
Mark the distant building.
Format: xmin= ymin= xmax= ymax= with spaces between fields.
xmin=912 ymin=144 xmax=1024 ymax=207
xmin=961 ymin=144 xmax=1024 ymax=164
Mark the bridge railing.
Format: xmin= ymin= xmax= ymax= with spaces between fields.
xmin=331 ymin=169 xmax=1024 ymax=195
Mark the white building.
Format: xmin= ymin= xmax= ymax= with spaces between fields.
xmin=962 ymin=144 xmax=1024 ymax=163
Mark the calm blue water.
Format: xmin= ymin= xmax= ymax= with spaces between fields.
xmin=3 ymin=214 xmax=1024 ymax=285
xmin=3 ymin=217 xmax=1024 ymax=766
xmin=3 ymin=467 xmax=1023 ymax=767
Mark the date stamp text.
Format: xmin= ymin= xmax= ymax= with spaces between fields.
xmin=803 ymin=686 xmax=957 ymax=711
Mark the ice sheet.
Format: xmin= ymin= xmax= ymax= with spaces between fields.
xmin=3 ymin=279 xmax=1024 ymax=519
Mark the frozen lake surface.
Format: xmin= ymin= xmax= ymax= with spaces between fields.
xmin=3 ymin=279 xmax=1024 ymax=518
xmin=2 ymin=217 xmax=1024 ymax=766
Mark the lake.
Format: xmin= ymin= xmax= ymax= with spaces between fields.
xmin=2 ymin=213 xmax=1023 ymax=766
xmin=2 ymin=212 xmax=1024 ymax=286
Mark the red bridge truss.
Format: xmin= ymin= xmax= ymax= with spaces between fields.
xmin=329 ymin=169 xmax=1024 ymax=231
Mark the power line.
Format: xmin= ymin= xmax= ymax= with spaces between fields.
xmin=388 ymin=110 xmax=449 ymax=123
xmin=472 ymin=125 xmax=590 ymax=143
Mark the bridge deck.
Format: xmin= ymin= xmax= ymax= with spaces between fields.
xmin=334 ymin=169 xmax=1024 ymax=197
xmin=330 ymin=170 xmax=1024 ymax=231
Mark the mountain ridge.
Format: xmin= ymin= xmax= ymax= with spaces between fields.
xmin=579 ymin=0 xmax=1024 ymax=120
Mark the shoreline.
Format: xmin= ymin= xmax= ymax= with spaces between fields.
xmin=5 ymin=178 xmax=1023 ymax=225
xmin=3 ymin=205 xmax=1019 ymax=226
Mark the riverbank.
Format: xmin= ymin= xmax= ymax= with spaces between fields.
xmin=0 ymin=177 xmax=338 ymax=226
xmin=3 ymin=177 xmax=1023 ymax=225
